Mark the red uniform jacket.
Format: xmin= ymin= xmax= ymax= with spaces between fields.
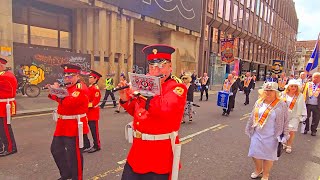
xmin=49 ymin=82 xmax=89 ymax=136
xmin=0 ymin=71 xmax=17 ymax=117
xmin=121 ymin=76 xmax=187 ymax=174
xmin=87 ymin=84 xmax=101 ymax=121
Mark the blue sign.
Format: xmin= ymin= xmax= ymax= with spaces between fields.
xmin=217 ymin=91 xmax=230 ymax=109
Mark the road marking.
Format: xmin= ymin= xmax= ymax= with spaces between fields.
xmin=180 ymin=138 xmax=193 ymax=145
xmin=180 ymin=124 xmax=222 ymax=141
xmin=212 ymin=124 xmax=229 ymax=131
xmin=13 ymin=113 xmax=51 ymax=119
xmin=91 ymin=124 xmax=222 ymax=179
xmin=89 ymin=166 xmax=124 ymax=180
xmin=243 ymin=113 xmax=251 ymax=117
xmin=240 ymin=115 xmax=250 ymax=121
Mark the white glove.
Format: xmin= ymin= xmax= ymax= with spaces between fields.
xmin=229 ymin=92 xmax=234 ymax=96
xmin=206 ymin=85 xmax=209 ymax=89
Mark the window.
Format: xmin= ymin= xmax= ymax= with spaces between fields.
xmin=240 ymin=0 xmax=245 ymax=5
xmin=246 ymin=0 xmax=251 ymax=8
xmin=264 ymin=5 xmax=268 ymax=21
xmin=249 ymin=12 xmax=253 ymax=33
xmin=208 ymin=0 xmax=215 ymax=13
xmin=251 ymin=0 xmax=255 ymax=12
xmin=233 ymin=3 xmax=238 ymax=25
xmin=30 ymin=26 xmax=58 ymax=47
xmin=60 ymin=31 xmax=71 ymax=49
xmin=13 ymin=23 xmax=28 ymax=44
xmin=244 ymin=11 xmax=249 ymax=31
xmin=258 ymin=21 xmax=262 ymax=37
xmin=244 ymin=40 xmax=249 ymax=59
xmin=256 ymin=0 xmax=260 ymax=16
xmin=218 ymin=0 xmax=224 ymax=18
xmin=260 ymin=2 xmax=263 ymax=18
xmin=239 ymin=39 xmax=244 ymax=58
xmin=271 ymin=12 xmax=274 ymax=26
xmin=267 ymin=8 xmax=271 ymax=23
xmin=225 ymin=0 xmax=231 ymax=21
xmin=239 ymin=6 xmax=243 ymax=28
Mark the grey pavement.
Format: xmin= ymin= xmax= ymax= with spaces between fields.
xmin=2 ymin=80 xmax=319 ymax=180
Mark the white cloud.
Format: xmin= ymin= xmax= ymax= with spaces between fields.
xmin=294 ymin=0 xmax=320 ymax=40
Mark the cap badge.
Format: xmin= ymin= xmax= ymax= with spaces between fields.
xmin=152 ymin=49 xmax=158 ymax=54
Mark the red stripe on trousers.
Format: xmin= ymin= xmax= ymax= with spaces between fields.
xmin=75 ymin=137 xmax=82 ymax=180
xmin=3 ymin=117 xmax=12 ymax=152
xmin=95 ymin=121 xmax=100 ymax=148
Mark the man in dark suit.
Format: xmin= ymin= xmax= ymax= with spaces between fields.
xmin=231 ymin=71 xmax=242 ymax=111
xmin=242 ymin=72 xmax=254 ymax=105
xmin=199 ymin=72 xmax=210 ymax=101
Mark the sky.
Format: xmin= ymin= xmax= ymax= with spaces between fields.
xmin=294 ymin=0 xmax=320 ymax=41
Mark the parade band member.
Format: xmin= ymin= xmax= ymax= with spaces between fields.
xmin=281 ymin=79 xmax=307 ymax=153
xmin=0 ymin=58 xmax=18 ymax=157
xmin=243 ymin=72 xmax=254 ymax=105
xmin=231 ymin=71 xmax=242 ymax=111
xmin=48 ymin=64 xmax=89 ymax=180
xmin=297 ymin=72 xmax=308 ymax=93
xmin=118 ymin=44 xmax=187 ymax=180
xmin=85 ymin=70 xmax=102 ymax=153
xmin=115 ymin=74 xmax=128 ymax=113
xmin=100 ymin=73 xmax=117 ymax=108
xmin=199 ymin=72 xmax=210 ymax=101
xmin=222 ymin=74 xmax=237 ymax=116
xmin=246 ymin=82 xmax=289 ymax=180
xmin=302 ymin=72 xmax=320 ymax=136
xmin=278 ymin=72 xmax=288 ymax=92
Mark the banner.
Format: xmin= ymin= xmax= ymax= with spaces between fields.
xmin=101 ymin=0 xmax=202 ymax=32
xmin=272 ymin=60 xmax=284 ymax=74
xmin=221 ymin=39 xmax=235 ymax=64
xmin=13 ymin=46 xmax=91 ymax=86
xmin=217 ymin=91 xmax=230 ymax=109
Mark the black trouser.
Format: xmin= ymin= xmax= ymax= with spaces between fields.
xmin=200 ymin=85 xmax=208 ymax=100
xmin=88 ymin=121 xmax=101 ymax=149
xmin=223 ymin=95 xmax=234 ymax=114
xmin=231 ymin=91 xmax=237 ymax=109
xmin=305 ymin=104 xmax=320 ymax=133
xmin=121 ymin=162 xmax=169 ymax=180
xmin=244 ymin=89 xmax=251 ymax=104
xmin=100 ymin=90 xmax=116 ymax=108
xmin=0 ymin=117 xmax=17 ymax=153
xmin=83 ymin=134 xmax=90 ymax=149
xmin=252 ymin=82 xmax=256 ymax=89
xmin=51 ymin=136 xmax=83 ymax=180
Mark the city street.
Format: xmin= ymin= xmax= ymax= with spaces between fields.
xmin=1 ymin=87 xmax=320 ymax=180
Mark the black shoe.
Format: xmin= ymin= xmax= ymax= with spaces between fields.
xmin=88 ymin=147 xmax=101 ymax=153
xmin=57 ymin=177 xmax=72 ymax=180
xmin=113 ymin=106 xmax=117 ymax=108
xmin=222 ymin=112 xmax=226 ymax=116
xmin=181 ymin=121 xmax=186 ymax=124
xmin=244 ymin=103 xmax=247 ymax=105
xmin=83 ymin=147 xmax=91 ymax=153
xmin=0 ymin=150 xmax=17 ymax=157
xmin=311 ymin=132 xmax=316 ymax=136
xmin=115 ymin=110 xmax=120 ymax=113
xmin=189 ymin=119 xmax=193 ymax=122
xmin=100 ymin=106 xmax=104 ymax=109
xmin=199 ymin=99 xmax=202 ymax=101
xmin=225 ymin=113 xmax=229 ymax=117
xmin=304 ymin=130 xmax=308 ymax=134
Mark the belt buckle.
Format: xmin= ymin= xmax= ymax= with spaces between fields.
xmin=58 ymin=115 xmax=63 ymax=119
xmin=135 ymin=131 xmax=142 ymax=139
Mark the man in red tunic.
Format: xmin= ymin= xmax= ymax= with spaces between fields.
xmin=0 ymin=58 xmax=18 ymax=157
xmin=119 ymin=44 xmax=187 ymax=180
xmin=84 ymin=70 xmax=102 ymax=153
xmin=47 ymin=64 xmax=89 ymax=180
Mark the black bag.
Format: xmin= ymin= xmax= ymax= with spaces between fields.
xmin=277 ymin=133 xmax=284 ymax=157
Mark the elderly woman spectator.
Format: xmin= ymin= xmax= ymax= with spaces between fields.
xmin=245 ymin=82 xmax=289 ymax=180
xmin=281 ymin=79 xmax=307 ymax=153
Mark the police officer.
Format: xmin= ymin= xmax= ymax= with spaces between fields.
xmin=119 ymin=44 xmax=187 ymax=180
xmin=47 ymin=64 xmax=89 ymax=180
xmin=100 ymin=74 xmax=117 ymax=108
xmin=85 ymin=70 xmax=102 ymax=153
xmin=0 ymin=58 xmax=18 ymax=157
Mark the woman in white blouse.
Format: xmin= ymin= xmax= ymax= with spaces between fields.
xmin=281 ymin=79 xmax=307 ymax=153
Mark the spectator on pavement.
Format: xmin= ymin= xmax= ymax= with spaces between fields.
xmin=245 ymin=82 xmax=289 ymax=180
xmin=181 ymin=73 xmax=194 ymax=123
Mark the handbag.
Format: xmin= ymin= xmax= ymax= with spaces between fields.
xmin=277 ymin=133 xmax=284 ymax=157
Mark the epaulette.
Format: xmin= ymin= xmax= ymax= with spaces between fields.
xmin=0 ymin=71 xmax=4 ymax=76
xmin=94 ymin=84 xmax=100 ymax=90
xmin=171 ymin=75 xmax=182 ymax=83
xmin=76 ymin=83 xmax=82 ymax=89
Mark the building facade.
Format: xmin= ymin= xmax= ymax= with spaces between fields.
xmin=0 ymin=0 xmax=202 ymax=87
xmin=295 ymin=40 xmax=319 ymax=73
xmin=200 ymin=0 xmax=298 ymax=84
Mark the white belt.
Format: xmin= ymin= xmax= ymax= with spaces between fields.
xmin=0 ymin=98 xmax=15 ymax=103
xmin=132 ymin=130 xmax=174 ymax=141
xmin=57 ymin=113 xmax=86 ymax=120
